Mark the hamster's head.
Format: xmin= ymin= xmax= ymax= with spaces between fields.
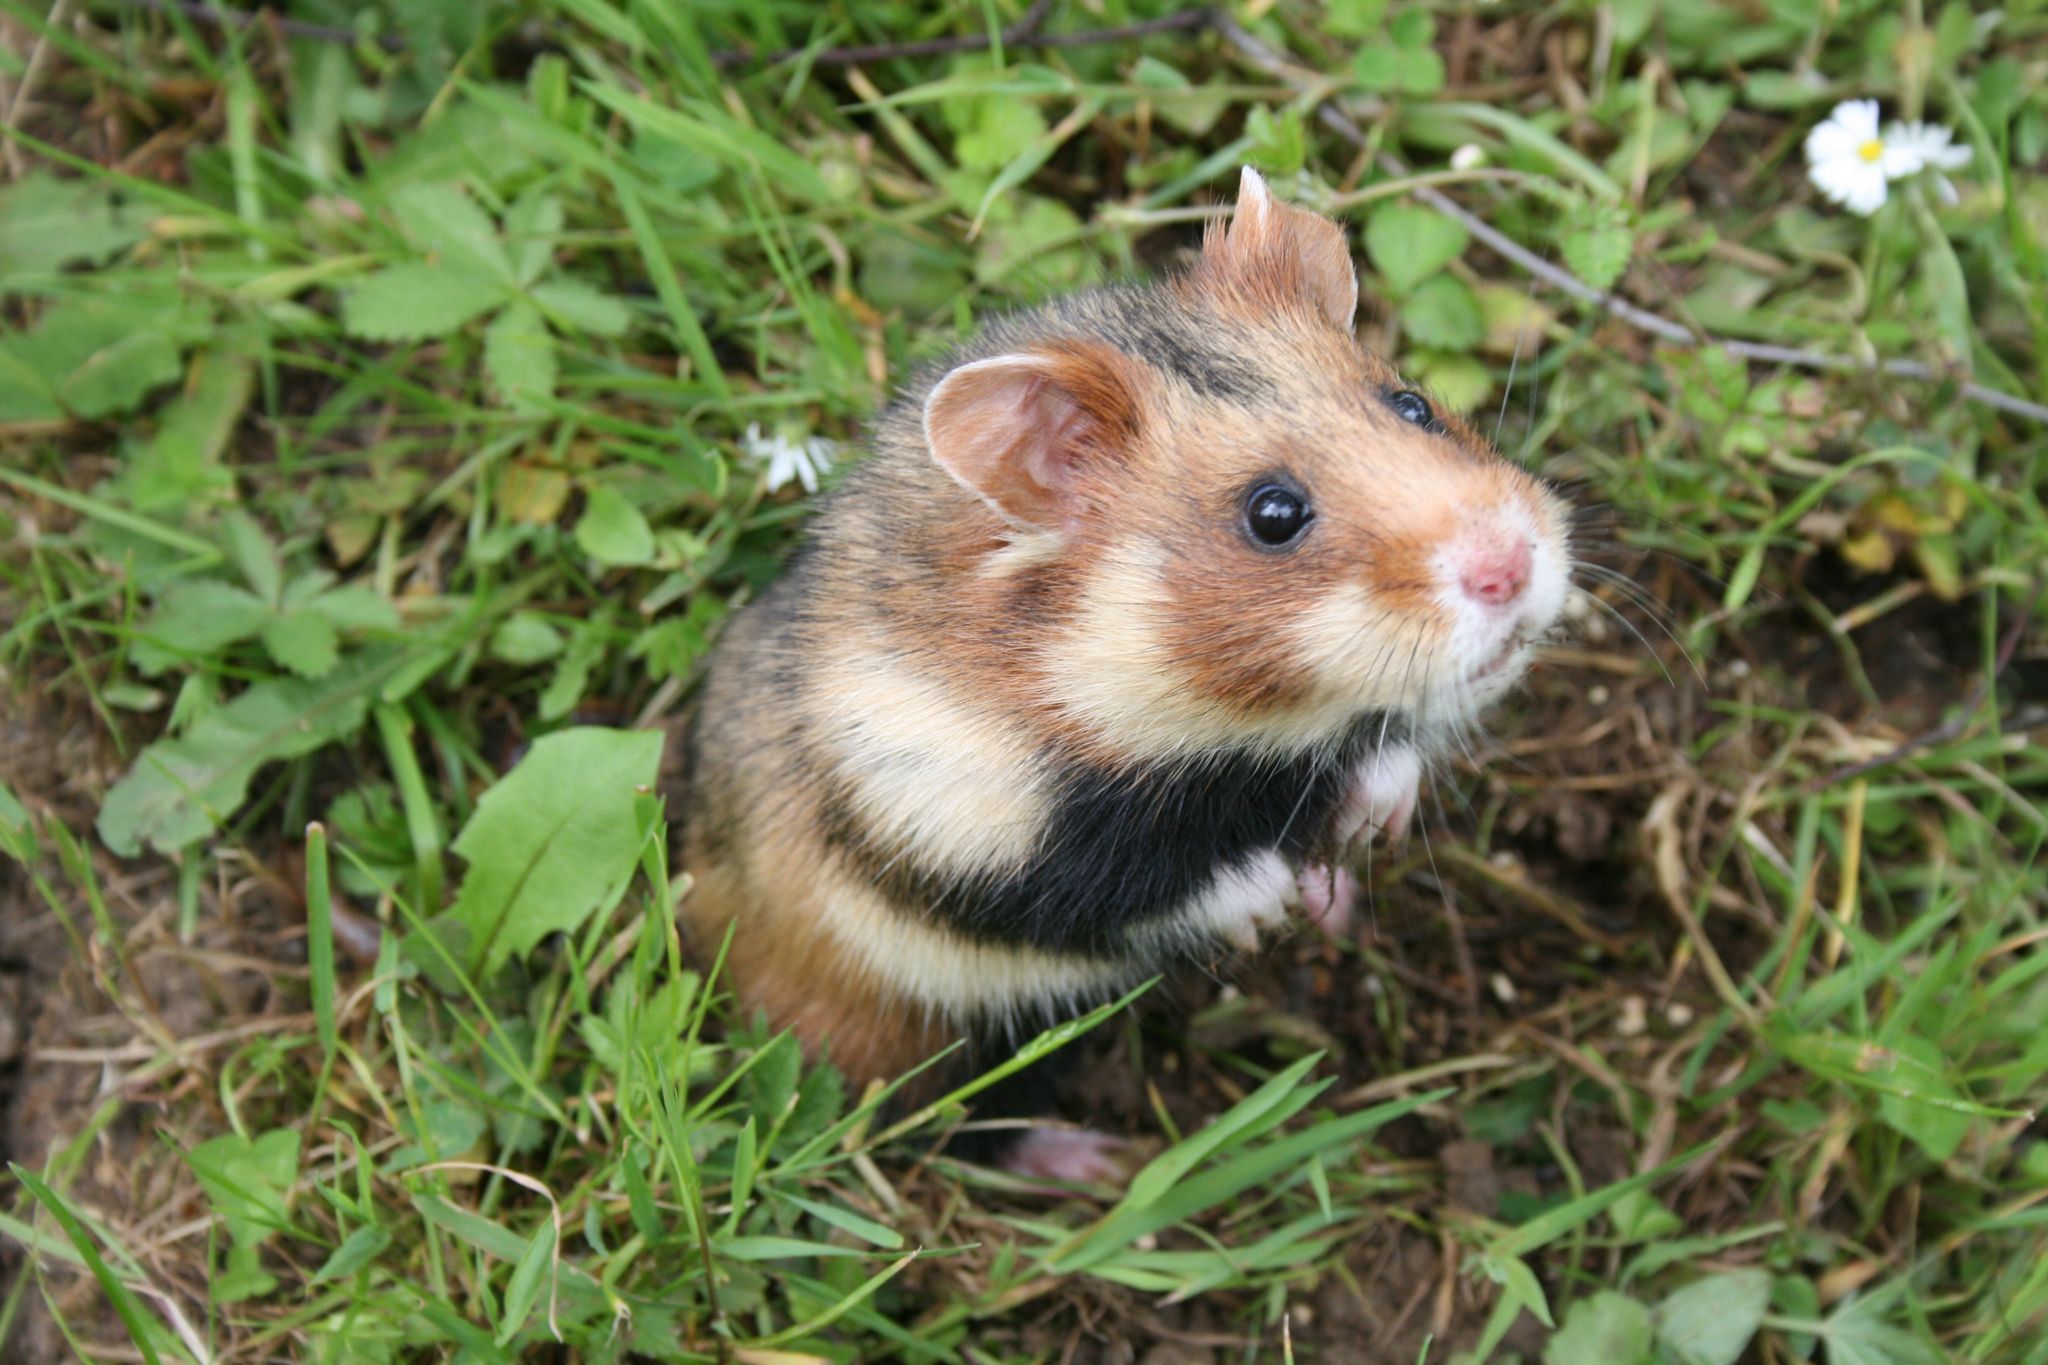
xmin=920 ymin=168 xmax=1571 ymax=761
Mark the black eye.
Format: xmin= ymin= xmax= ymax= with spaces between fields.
xmin=1388 ymin=389 xmax=1434 ymax=427
xmin=1244 ymin=482 xmax=1312 ymax=548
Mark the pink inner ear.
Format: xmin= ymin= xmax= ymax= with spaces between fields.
xmin=922 ymin=354 xmax=1113 ymax=533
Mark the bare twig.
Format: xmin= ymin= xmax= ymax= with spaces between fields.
xmin=1805 ymin=577 xmax=2044 ymax=792
xmin=1213 ymin=13 xmax=2048 ymax=427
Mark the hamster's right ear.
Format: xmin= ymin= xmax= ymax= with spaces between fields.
xmin=922 ymin=342 xmax=1140 ymax=533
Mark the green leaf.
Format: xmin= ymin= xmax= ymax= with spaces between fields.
xmin=1651 ymin=1269 xmax=1769 ymax=1365
xmin=1560 ymin=199 xmax=1635 ymax=292
xmin=503 ymin=188 xmax=565 ymax=288
xmin=529 ymin=279 xmax=633 ymax=338
xmin=311 ymin=1225 xmax=391 ymax=1284
xmin=1244 ymin=105 xmax=1306 ymax=175
xmin=97 ymin=645 xmax=419 ymax=856
xmin=1400 ymin=274 xmax=1485 ymax=349
xmin=1365 ymin=202 xmax=1469 ymax=296
xmin=120 ymin=344 xmax=253 ymax=513
xmin=490 ymin=613 xmax=565 ymax=664
xmin=342 ymin=264 xmax=508 ymax=341
xmin=0 ymin=173 xmax=148 ymax=279
xmin=446 ymin=727 xmax=664 ymax=974
xmin=575 ymin=485 xmax=656 ymax=567
xmin=186 ymin=1128 xmax=302 ymax=1301
xmin=9 ymin=1165 xmax=166 ymax=1365
xmin=1821 ymin=1292 xmax=1944 ymax=1365
xmin=496 ymin=1219 xmax=558 ymax=1345
xmin=261 ymin=608 xmax=341 ymax=678
xmin=1545 ymin=1291 xmax=1654 ymax=1365
xmin=388 ymin=181 xmax=514 ymax=283
xmin=305 ymin=585 xmax=401 ymax=634
xmin=131 ymin=580 xmax=272 ymax=675
xmin=484 ymin=300 xmax=558 ymax=412
xmin=957 ymin=98 xmax=1048 ymax=172
xmin=223 ymin=510 xmax=283 ymax=605
xmin=0 ymin=296 xmax=190 ymax=421
xmin=1606 ymin=1187 xmax=1683 ymax=1244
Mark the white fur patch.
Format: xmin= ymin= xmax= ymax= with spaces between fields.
xmin=813 ymin=643 xmax=1049 ymax=875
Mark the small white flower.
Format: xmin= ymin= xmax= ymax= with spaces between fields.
xmin=1449 ymin=143 xmax=1485 ymax=171
xmin=743 ymin=422 xmax=835 ymax=494
xmin=1886 ymin=119 xmax=1972 ymax=204
xmin=1805 ymin=99 xmax=1919 ymax=216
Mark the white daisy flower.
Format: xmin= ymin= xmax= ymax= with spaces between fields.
xmin=1804 ymin=99 xmax=1920 ymax=216
xmin=1885 ymin=119 xmax=1972 ymax=204
xmin=742 ymin=422 xmax=835 ymax=494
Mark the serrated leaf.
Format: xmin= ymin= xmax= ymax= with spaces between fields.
xmin=0 ymin=173 xmax=149 ymax=279
xmin=131 ymin=580 xmax=272 ymax=675
xmin=1365 ymin=202 xmax=1468 ymax=296
xmin=484 ymin=300 xmax=557 ymax=412
xmin=342 ymin=263 xmax=508 ymax=341
xmin=0 ymin=297 xmax=189 ymax=421
xmin=1545 ymin=1291 xmax=1653 ymax=1365
xmin=529 ymin=279 xmax=633 ymax=338
xmin=223 ymin=510 xmax=283 ymax=605
xmin=305 ymin=585 xmax=401 ymax=633
xmin=261 ymin=609 xmax=340 ymax=678
xmin=504 ymin=189 xmax=565 ymax=287
xmin=97 ymin=645 xmax=417 ymax=856
xmin=1821 ymin=1293 xmax=1945 ymax=1365
xmin=446 ymin=727 xmax=664 ymax=974
xmin=1652 ymin=1269 xmax=1769 ymax=1365
xmin=1560 ymin=203 xmax=1634 ymax=293
xmin=1400 ymin=274 xmax=1485 ymax=349
xmin=388 ymin=182 xmax=514 ymax=283
xmin=574 ymin=485 xmax=656 ymax=567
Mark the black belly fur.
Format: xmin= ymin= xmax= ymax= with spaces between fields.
xmin=819 ymin=711 xmax=1402 ymax=958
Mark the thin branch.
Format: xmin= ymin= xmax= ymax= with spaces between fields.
xmin=1213 ymin=13 xmax=2048 ymax=427
xmin=1804 ymin=576 xmax=2044 ymax=793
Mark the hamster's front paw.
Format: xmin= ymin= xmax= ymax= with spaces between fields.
xmin=1337 ymin=745 xmax=1421 ymax=849
xmin=1003 ymin=1127 xmax=1126 ymax=1190
xmin=1295 ymin=862 xmax=1359 ymax=937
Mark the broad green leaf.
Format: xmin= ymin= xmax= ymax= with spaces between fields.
xmin=529 ymin=279 xmax=633 ymax=337
xmin=97 ymin=645 xmax=419 ymax=856
xmin=185 ymin=1128 xmax=301 ymax=1302
xmin=342 ymin=263 xmax=508 ymax=341
xmin=484 ymin=300 xmax=557 ymax=412
xmin=120 ymin=344 xmax=253 ymax=513
xmin=1400 ymin=273 xmax=1485 ymax=349
xmin=224 ymin=510 xmax=283 ymax=605
xmin=389 ymin=182 xmax=514 ymax=283
xmin=497 ymin=1219 xmax=558 ymax=1345
xmin=0 ymin=173 xmax=148 ymax=279
xmin=1545 ymin=1291 xmax=1654 ymax=1365
xmin=1365 ymin=202 xmax=1468 ymax=296
xmin=1652 ymin=1269 xmax=1769 ymax=1365
xmin=261 ymin=608 xmax=341 ymax=678
xmin=575 ymin=485 xmax=657 ymax=566
xmin=305 ymin=585 xmax=401 ymax=633
xmin=1607 ymin=1187 xmax=1683 ymax=1243
xmin=446 ymin=727 xmax=664 ymax=974
xmin=1822 ymin=1292 xmax=1944 ymax=1365
xmin=0 ymin=296 xmax=190 ymax=421
xmin=131 ymin=580 xmax=271 ymax=675
xmin=489 ymin=613 xmax=565 ymax=664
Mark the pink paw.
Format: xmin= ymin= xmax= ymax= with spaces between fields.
xmin=1335 ymin=747 xmax=1421 ymax=849
xmin=1002 ymin=1127 xmax=1125 ymax=1189
xmin=1296 ymin=863 xmax=1358 ymax=937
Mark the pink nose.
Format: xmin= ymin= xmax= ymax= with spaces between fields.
xmin=1459 ymin=540 xmax=1532 ymax=606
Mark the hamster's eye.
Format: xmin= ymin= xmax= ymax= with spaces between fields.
xmin=1387 ymin=389 xmax=1434 ymax=427
xmin=1244 ymin=482 xmax=1313 ymax=548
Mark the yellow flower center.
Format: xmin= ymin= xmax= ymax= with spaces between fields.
xmin=1857 ymin=139 xmax=1884 ymax=162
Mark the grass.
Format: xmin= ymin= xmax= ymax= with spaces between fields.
xmin=1 ymin=1 xmax=2045 ymax=1361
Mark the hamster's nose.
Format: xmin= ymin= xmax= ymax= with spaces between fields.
xmin=1458 ymin=539 xmax=1532 ymax=607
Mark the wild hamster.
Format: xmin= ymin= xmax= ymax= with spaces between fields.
xmin=679 ymin=169 xmax=1570 ymax=1181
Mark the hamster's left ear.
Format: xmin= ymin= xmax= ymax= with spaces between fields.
xmin=922 ymin=341 xmax=1141 ymax=534
xmin=1191 ymin=167 xmax=1358 ymax=331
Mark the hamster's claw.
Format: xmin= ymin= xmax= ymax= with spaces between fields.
xmin=1003 ymin=1127 xmax=1126 ymax=1190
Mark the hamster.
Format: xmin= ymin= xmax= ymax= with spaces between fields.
xmin=678 ymin=169 xmax=1570 ymax=1181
